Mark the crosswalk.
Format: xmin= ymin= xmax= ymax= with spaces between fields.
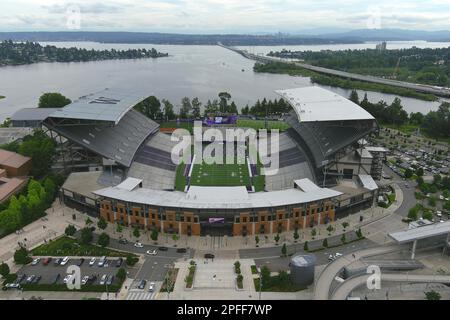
xmin=126 ymin=290 xmax=156 ymax=300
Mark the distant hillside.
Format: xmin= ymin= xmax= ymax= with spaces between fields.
xmin=315 ymin=29 xmax=450 ymax=42
xmin=0 ymin=31 xmax=361 ymax=46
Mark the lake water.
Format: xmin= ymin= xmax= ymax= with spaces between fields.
xmin=0 ymin=40 xmax=448 ymax=121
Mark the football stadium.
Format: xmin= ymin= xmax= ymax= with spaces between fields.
xmin=12 ymin=86 xmax=386 ymax=237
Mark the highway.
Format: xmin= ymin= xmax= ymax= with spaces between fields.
xmin=219 ymin=43 xmax=450 ymax=99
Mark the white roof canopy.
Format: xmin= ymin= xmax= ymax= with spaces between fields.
xmin=49 ymin=88 xmax=146 ymax=125
xmin=276 ymin=86 xmax=375 ymax=122
xmin=389 ymin=220 xmax=450 ymax=244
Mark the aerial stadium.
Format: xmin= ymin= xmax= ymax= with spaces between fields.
xmin=11 ymin=86 xmax=386 ymax=237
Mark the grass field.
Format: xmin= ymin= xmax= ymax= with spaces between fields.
xmin=237 ymin=119 xmax=290 ymax=131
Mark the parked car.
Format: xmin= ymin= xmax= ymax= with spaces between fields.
xmin=3 ymin=283 xmax=21 ymax=290
xmin=146 ymin=249 xmax=157 ymax=256
xmin=158 ymin=247 xmax=168 ymax=251
xmin=32 ymin=275 xmax=42 ymax=284
xmin=81 ymin=276 xmax=90 ymax=285
xmin=176 ymin=248 xmax=187 ymax=254
xmin=16 ymin=274 xmax=26 ymax=284
xmin=204 ymin=253 xmax=215 ymax=259
xmin=134 ymin=242 xmax=144 ymax=248
xmin=137 ymin=279 xmax=147 ymax=290
xmin=119 ymin=238 xmax=128 ymax=244
xmin=115 ymin=258 xmax=123 ymax=268
xmin=51 ymin=273 xmax=61 ymax=284
xmin=89 ymin=257 xmax=96 ymax=266
xmin=148 ymin=282 xmax=155 ymax=292
xmin=42 ymin=257 xmax=52 ymax=266
xmin=88 ymin=275 xmax=97 ymax=284
xmin=54 ymin=258 xmax=62 ymax=266
xmin=63 ymin=275 xmax=73 ymax=284
xmin=26 ymin=275 xmax=36 ymax=284
xmin=98 ymin=256 xmax=107 ymax=267
xmin=31 ymin=258 xmax=41 ymax=266
xmin=99 ymin=274 xmax=108 ymax=285
xmin=60 ymin=257 xmax=69 ymax=266
xmin=77 ymin=258 xmax=85 ymax=267
xmin=106 ymin=275 xmax=114 ymax=286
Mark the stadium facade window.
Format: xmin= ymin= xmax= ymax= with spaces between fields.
xmin=242 ymin=217 xmax=247 ymax=223
xmin=260 ymin=216 xmax=265 ymax=222
xmin=194 ymin=217 xmax=199 ymax=223
xmin=235 ymin=216 xmax=240 ymax=223
xmin=187 ymin=216 xmax=191 ymax=223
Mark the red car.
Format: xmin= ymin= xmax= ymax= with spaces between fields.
xmin=42 ymin=257 xmax=52 ymax=266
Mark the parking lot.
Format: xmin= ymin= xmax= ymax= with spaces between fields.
xmin=17 ymin=257 xmax=125 ymax=287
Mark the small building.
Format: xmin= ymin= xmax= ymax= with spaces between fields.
xmin=290 ymin=254 xmax=316 ymax=287
xmin=0 ymin=149 xmax=32 ymax=177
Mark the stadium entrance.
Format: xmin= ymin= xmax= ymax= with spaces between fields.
xmin=200 ymin=218 xmax=233 ymax=236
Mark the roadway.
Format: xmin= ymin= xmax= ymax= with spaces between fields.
xmin=331 ymin=273 xmax=450 ymax=300
xmin=219 ymin=43 xmax=450 ymax=98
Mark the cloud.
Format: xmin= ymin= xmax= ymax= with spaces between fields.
xmin=42 ymin=2 xmax=126 ymax=14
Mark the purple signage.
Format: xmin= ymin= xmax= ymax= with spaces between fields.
xmin=209 ymin=218 xmax=225 ymax=224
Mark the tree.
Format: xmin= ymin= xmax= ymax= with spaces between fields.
xmin=0 ymin=262 xmax=10 ymax=277
xmin=260 ymin=266 xmax=271 ymax=288
xmin=116 ymin=223 xmax=123 ymax=233
xmin=229 ymin=101 xmax=238 ymax=114
xmin=162 ymin=99 xmax=176 ymax=121
xmin=255 ymin=235 xmax=260 ymax=247
xmin=274 ymin=233 xmax=280 ymax=245
xmin=281 ymin=243 xmax=287 ymax=257
xmin=65 ymin=224 xmax=76 ymax=236
xmin=80 ymin=227 xmax=93 ymax=245
xmin=404 ymin=168 xmax=413 ymax=179
xmin=135 ymin=96 xmax=161 ymax=120
xmin=425 ymin=290 xmax=441 ymax=300
xmin=38 ymin=92 xmax=71 ymax=108
xmin=191 ymin=97 xmax=202 ymax=119
xmin=349 ymin=90 xmax=359 ymax=105
xmin=18 ymin=130 xmax=56 ymax=177
xmin=97 ymin=232 xmax=110 ymax=248
xmin=304 ymin=241 xmax=309 ymax=251
xmin=326 ymin=225 xmax=334 ymax=235
xmin=342 ymin=222 xmax=349 ymax=231
xmin=179 ymin=97 xmax=192 ymax=118
xmin=151 ymin=229 xmax=159 ymax=243
xmin=293 ymin=229 xmax=300 ymax=243
xmin=97 ymin=217 xmax=107 ymax=230
xmin=311 ymin=228 xmax=317 ymax=239
xmin=85 ymin=217 xmax=93 ymax=226
xmin=116 ymin=267 xmax=127 ymax=282
xmin=14 ymin=247 xmax=31 ymax=265
xmin=341 ymin=233 xmax=347 ymax=244
xmin=172 ymin=233 xmax=180 ymax=246
xmin=322 ymin=238 xmax=328 ymax=248
xmin=126 ymin=255 xmax=138 ymax=267
xmin=218 ymin=92 xmax=231 ymax=113
xmin=416 ymin=167 xmax=424 ymax=177
xmin=133 ymin=227 xmax=140 ymax=238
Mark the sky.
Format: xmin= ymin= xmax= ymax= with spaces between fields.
xmin=2 ymin=0 xmax=450 ymax=33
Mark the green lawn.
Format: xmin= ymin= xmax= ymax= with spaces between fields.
xmin=32 ymin=236 xmax=134 ymax=257
xmin=237 ymin=119 xmax=290 ymax=131
xmin=191 ymin=161 xmax=250 ymax=187
xmin=253 ymin=278 xmax=306 ymax=292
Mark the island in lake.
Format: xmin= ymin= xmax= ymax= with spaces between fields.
xmin=0 ymin=40 xmax=168 ymax=66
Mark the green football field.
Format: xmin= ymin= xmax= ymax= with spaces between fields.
xmin=190 ymin=161 xmax=250 ymax=187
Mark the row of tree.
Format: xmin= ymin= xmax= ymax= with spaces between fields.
xmin=0 ymin=178 xmax=56 ymax=238
xmin=0 ymin=40 xmax=168 ymax=66
xmin=349 ymin=90 xmax=450 ymax=138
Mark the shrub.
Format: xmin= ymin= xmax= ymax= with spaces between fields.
xmin=65 ymin=225 xmax=76 ymax=237
xmin=234 ymin=261 xmax=241 ymax=274
xmin=322 ymin=238 xmax=328 ymax=248
xmin=341 ymin=234 xmax=347 ymax=244
xmin=97 ymin=233 xmax=110 ymax=248
xmin=79 ymin=227 xmax=93 ymax=245
xmin=133 ymin=227 xmax=140 ymax=238
xmin=97 ymin=217 xmax=107 ymax=230
xmin=126 ymin=255 xmax=138 ymax=267
xmin=116 ymin=267 xmax=127 ymax=282
xmin=303 ymin=241 xmax=309 ymax=251
xmin=14 ymin=247 xmax=31 ymax=265
xmin=281 ymin=243 xmax=287 ymax=256
xmin=0 ymin=262 xmax=10 ymax=277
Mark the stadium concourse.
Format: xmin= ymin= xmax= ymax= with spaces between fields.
xmin=12 ymin=86 xmax=384 ymax=238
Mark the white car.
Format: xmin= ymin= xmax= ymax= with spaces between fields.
xmin=98 ymin=256 xmax=107 ymax=267
xmin=148 ymin=282 xmax=155 ymax=292
xmin=63 ymin=274 xmax=73 ymax=284
xmin=99 ymin=274 xmax=108 ymax=285
xmin=134 ymin=242 xmax=144 ymax=248
xmin=31 ymin=258 xmax=40 ymax=266
xmin=89 ymin=257 xmax=96 ymax=266
xmin=146 ymin=249 xmax=157 ymax=256
xmin=81 ymin=276 xmax=90 ymax=285
xmin=335 ymin=253 xmax=343 ymax=258
xmin=60 ymin=257 xmax=69 ymax=266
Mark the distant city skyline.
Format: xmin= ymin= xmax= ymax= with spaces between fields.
xmin=2 ymin=0 xmax=450 ymax=33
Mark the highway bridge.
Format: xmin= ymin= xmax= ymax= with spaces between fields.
xmin=218 ymin=43 xmax=450 ymax=99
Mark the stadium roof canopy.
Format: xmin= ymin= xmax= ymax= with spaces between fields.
xmin=276 ymin=86 xmax=375 ymax=122
xmin=358 ymin=174 xmax=378 ymax=191
xmin=93 ymin=178 xmax=342 ymax=210
xmin=11 ymin=108 xmax=60 ymax=121
xmin=49 ymin=88 xmax=146 ymax=125
xmin=389 ymin=220 xmax=450 ymax=244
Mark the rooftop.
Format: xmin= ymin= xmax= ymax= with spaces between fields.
xmin=11 ymin=108 xmax=60 ymax=122
xmin=0 ymin=149 xmax=31 ymax=169
xmin=62 ymin=171 xmax=104 ymax=200
xmin=93 ymin=178 xmax=342 ymax=210
xmin=389 ymin=220 xmax=450 ymax=243
xmin=49 ymin=88 xmax=146 ymax=125
xmin=276 ymin=86 xmax=375 ymax=122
